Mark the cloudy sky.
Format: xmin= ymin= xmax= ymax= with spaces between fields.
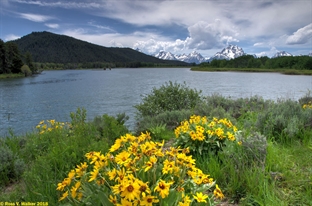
xmin=0 ymin=0 xmax=311 ymax=58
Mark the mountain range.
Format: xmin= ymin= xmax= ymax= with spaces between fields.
xmin=154 ymin=45 xmax=311 ymax=64
xmin=154 ymin=50 xmax=206 ymax=64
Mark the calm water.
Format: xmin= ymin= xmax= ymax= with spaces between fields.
xmin=1 ymin=68 xmax=311 ymax=136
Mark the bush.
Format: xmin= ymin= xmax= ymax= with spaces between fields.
xmin=135 ymin=109 xmax=193 ymax=133
xmin=20 ymin=64 xmax=32 ymax=76
xmin=0 ymin=144 xmax=25 ymax=186
xmin=134 ymin=81 xmax=202 ymax=117
xmin=195 ymin=94 xmax=271 ymax=120
xmin=256 ymin=99 xmax=308 ymax=142
xmin=92 ymin=113 xmax=129 ymax=144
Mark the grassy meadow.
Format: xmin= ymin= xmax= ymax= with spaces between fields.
xmin=0 ymin=82 xmax=312 ymax=205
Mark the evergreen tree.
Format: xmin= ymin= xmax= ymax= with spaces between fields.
xmin=25 ymin=51 xmax=36 ymax=73
xmin=0 ymin=39 xmax=5 ymax=74
xmin=5 ymin=42 xmax=23 ymax=73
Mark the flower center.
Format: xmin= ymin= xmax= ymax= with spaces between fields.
xmin=140 ymin=185 xmax=147 ymax=192
xmin=159 ymin=183 xmax=166 ymax=190
xmin=127 ymin=185 xmax=134 ymax=192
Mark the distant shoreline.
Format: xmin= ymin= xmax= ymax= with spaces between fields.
xmin=190 ymin=67 xmax=312 ymax=75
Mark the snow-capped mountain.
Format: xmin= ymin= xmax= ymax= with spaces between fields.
xmin=175 ymin=51 xmax=206 ymax=64
xmin=208 ymin=45 xmax=245 ymax=61
xmin=154 ymin=50 xmax=206 ymax=64
xmin=308 ymin=52 xmax=312 ymax=57
xmin=155 ymin=51 xmax=177 ymax=61
xmin=272 ymin=51 xmax=292 ymax=58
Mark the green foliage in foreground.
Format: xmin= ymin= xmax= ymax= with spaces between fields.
xmin=0 ymin=82 xmax=312 ymax=205
xmin=135 ymin=81 xmax=202 ymax=117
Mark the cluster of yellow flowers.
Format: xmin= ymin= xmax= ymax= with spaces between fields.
xmin=36 ymin=120 xmax=68 ymax=134
xmin=174 ymin=115 xmax=239 ymax=155
xmin=302 ymin=101 xmax=312 ymax=109
xmin=57 ymin=132 xmax=224 ymax=205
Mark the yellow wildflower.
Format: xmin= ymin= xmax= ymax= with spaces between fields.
xmin=178 ymin=195 xmax=192 ymax=206
xmin=115 ymin=151 xmax=132 ymax=166
xmin=120 ymin=179 xmax=141 ymax=201
xmin=154 ymin=179 xmax=173 ymax=199
xmin=109 ymin=195 xmax=118 ymax=205
xmin=110 ymin=138 xmax=123 ymax=152
xmin=117 ymin=198 xmax=133 ymax=206
xmin=70 ymin=181 xmax=81 ymax=199
xmin=75 ymin=162 xmax=88 ymax=178
xmin=140 ymin=194 xmax=159 ymax=206
xmin=59 ymin=191 xmax=68 ymax=201
xmin=162 ymin=159 xmax=175 ymax=174
xmin=193 ymin=192 xmax=208 ymax=203
xmin=213 ymin=184 xmax=225 ymax=199
xmin=88 ymin=168 xmax=99 ymax=182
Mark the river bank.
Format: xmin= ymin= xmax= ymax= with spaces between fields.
xmin=191 ymin=67 xmax=312 ymax=75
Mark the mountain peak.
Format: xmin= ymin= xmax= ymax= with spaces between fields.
xmin=154 ymin=50 xmax=205 ymax=64
xmin=154 ymin=51 xmax=177 ymax=61
xmin=209 ymin=45 xmax=245 ymax=61
xmin=272 ymin=51 xmax=292 ymax=58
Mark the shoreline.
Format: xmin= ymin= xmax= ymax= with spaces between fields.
xmin=190 ymin=67 xmax=312 ymax=75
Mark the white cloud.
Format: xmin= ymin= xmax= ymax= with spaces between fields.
xmin=13 ymin=0 xmax=101 ymax=9
xmin=4 ymin=34 xmax=20 ymax=41
xmin=286 ymin=23 xmax=312 ymax=45
xmin=19 ymin=13 xmax=53 ymax=22
xmin=88 ymin=21 xmax=116 ymax=33
xmin=133 ymin=20 xmax=239 ymax=54
xmin=133 ymin=38 xmax=187 ymax=54
xmin=255 ymin=47 xmax=279 ymax=58
xmin=253 ymin=42 xmax=264 ymax=47
xmin=45 ymin=23 xmax=59 ymax=29
xmin=186 ymin=20 xmax=239 ymax=50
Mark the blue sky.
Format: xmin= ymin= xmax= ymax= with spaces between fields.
xmin=0 ymin=0 xmax=311 ymax=58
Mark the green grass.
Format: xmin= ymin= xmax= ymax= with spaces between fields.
xmin=0 ymin=92 xmax=312 ymax=205
xmin=0 ymin=73 xmax=25 ymax=79
xmin=191 ymin=67 xmax=312 ymax=75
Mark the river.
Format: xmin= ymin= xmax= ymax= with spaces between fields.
xmin=1 ymin=68 xmax=311 ymax=136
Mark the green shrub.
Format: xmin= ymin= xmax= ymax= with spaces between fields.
xmin=298 ymin=90 xmax=312 ymax=106
xmin=256 ymin=99 xmax=308 ymax=142
xmin=135 ymin=109 xmax=193 ymax=133
xmin=195 ymin=94 xmax=271 ymax=120
xmin=20 ymin=64 xmax=32 ymax=76
xmin=134 ymin=81 xmax=202 ymax=117
xmin=0 ymin=144 xmax=25 ymax=186
xmin=235 ymin=132 xmax=267 ymax=168
xmin=92 ymin=113 xmax=129 ymax=144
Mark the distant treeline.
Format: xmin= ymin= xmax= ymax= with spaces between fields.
xmin=199 ymin=55 xmax=312 ymax=70
xmin=34 ymin=61 xmax=188 ymax=70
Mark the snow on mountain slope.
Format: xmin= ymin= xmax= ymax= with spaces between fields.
xmin=272 ymin=51 xmax=292 ymax=58
xmin=154 ymin=51 xmax=177 ymax=61
xmin=208 ymin=45 xmax=245 ymax=61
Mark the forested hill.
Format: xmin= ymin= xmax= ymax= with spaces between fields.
xmin=12 ymin=31 xmax=188 ymax=66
